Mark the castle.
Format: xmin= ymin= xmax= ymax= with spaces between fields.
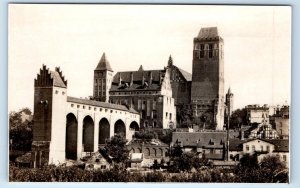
xmin=31 ymin=26 xmax=233 ymax=166
xmin=95 ymin=27 xmax=229 ymax=130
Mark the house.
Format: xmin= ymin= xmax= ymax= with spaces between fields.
xmin=127 ymin=139 xmax=169 ymax=167
xmin=228 ymin=138 xmax=289 ymax=167
xmin=245 ymin=104 xmax=270 ymax=124
xmin=172 ymin=131 xmax=227 ymax=160
xmin=84 ymin=151 xmax=112 ymax=170
xmin=248 ymin=122 xmax=279 ymax=139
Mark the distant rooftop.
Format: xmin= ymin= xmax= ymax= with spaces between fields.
xmin=197 ymin=27 xmax=219 ymax=39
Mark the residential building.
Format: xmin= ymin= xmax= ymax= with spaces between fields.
xmin=229 ymin=138 xmax=289 ymax=167
xmin=171 ymin=131 xmax=227 ymax=160
xmin=245 ymin=104 xmax=270 ymax=124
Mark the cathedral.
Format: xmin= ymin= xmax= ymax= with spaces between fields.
xmin=94 ymin=27 xmax=232 ymax=130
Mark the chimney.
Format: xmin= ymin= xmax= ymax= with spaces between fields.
xmin=118 ymin=72 xmax=122 ymax=86
xmin=130 ymin=72 xmax=133 ymax=86
xmin=149 ymin=71 xmax=153 ymax=85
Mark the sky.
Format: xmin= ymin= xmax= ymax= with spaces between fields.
xmin=8 ymin=4 xmax=291 ymax=112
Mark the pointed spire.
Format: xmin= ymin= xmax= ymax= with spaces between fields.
xmin=95 ymin=52 xmax=113 ymax=72
xmin=138 ymin=65 xmax=144 ymax=71
xmin=228 ymin=87 xmax=231 ymax=94
xmin=168 ymin=55 xmax=173 ymax=67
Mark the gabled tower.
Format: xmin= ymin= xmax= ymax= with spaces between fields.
xmin=33 ymin=65 xmax=68 ymax=166
xmin=191 ymin=27 xmax=225 ymax=130
xmin=93 ymin=53 xmax=114 ymax=102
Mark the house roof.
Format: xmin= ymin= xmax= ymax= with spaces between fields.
xmin=95 ymin=53 xmax=113 ymax=72
xmin=110 ymin=69 xmax=165 ymax=92
xmin=264 ymin=139 xmax=289 ymax=152
xmin=177 ymin=67 xmax=192 ymax=81
xmin=67 ymin=96 xmax=139 ymax=114
xmin=50 ymin=71 xmax=67 ymax=88
xmin=197 ymin=27 xmax=219 ymax=39
xmin=172 ymin=131 xmax=226 ymax=148
xmin=229 ymin=139 xmax=248 ymax=151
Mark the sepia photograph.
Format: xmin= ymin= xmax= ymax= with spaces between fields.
xmin=8 ymin=4 xmax=291 ymax=183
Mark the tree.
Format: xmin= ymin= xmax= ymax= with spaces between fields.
xmin=229 ymin=108 xmax=248 ymax=129
xmin=104 ymin=135 xmax=129 ymax=164
xmin=9 ymin=108 xmax=33 ymax=152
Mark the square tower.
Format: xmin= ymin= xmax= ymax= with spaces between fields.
xmin=191 ymin=27 xmax=225 ymax=130
xmin=93 ymin=53 xmax=114 ymax=102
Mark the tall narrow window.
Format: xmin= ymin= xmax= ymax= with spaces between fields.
xmin=200 ymin=44 xmax=204 ymax=58
xmin=209 ymin=44 xmax=213 ymax=58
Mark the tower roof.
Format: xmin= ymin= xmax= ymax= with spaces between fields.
xmin=95 ymin=53 xmax=113 ymax=72
xmin=168 ymin=55 xmax=173 ymax=67
xmin=138 ymin=65 xmax=144 ymax=71
xmin=228 ymin=87 xmax=232 ymax=94
xmin=197 ymin=27 xmax=219 ymax=39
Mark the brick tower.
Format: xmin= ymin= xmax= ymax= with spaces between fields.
xmin=93 ymin=53 xmax=114 ymax=102
xmin=191 ymin=27 xmax=225 ymax=130
xmin=32 ymin=65 xmax=68 ymax=166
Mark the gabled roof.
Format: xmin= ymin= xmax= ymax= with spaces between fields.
xmin=229 ymin=138 xmax=248 ymax=151
xmin=197 ymin=27 xmax=219 ymax=39
xmin=177 ymin=67 xmax=192 ymax=81
xmin=50 ymin=71 xmax=67 ymax=88
xmin=172 ymin=131 xmax=226 ymax=148
xmin=110 ymin=69 xmax=165 ymax=92
xmin=264 ymin=139 xmax=289 ymax=152
xmin=95 ymin=53 xmax=113 ymax=72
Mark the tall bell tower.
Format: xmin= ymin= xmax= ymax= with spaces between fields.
xmin=191 ymin=27 xmax=225 ymax=130
xmin=93 ymin=53 xmax=114 ymax=102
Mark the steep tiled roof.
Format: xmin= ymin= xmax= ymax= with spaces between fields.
xmin=229 ymin=139 xmax=248 ymax=151
xmin=177 ymin=67 xmax=192 ymax=81
xmin=95 ymin=53 xmax=113 ymax=72
xmin=50 ymin=71 xmax=67 ymax=88
xmin=197 ymin=27 xmax=219 ymax=39
xmin=110 ymin=69 xmax=165 ymax=91
xmin=264 ymin=139 xmax=289 ymax=152
xmin=172 ymin=131 xmax=226 ymax=148
xmin=67 ymin=96 xmax=139 ymax=114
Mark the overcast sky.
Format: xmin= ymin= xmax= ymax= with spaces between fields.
xmin=8 ymin=4 xmax=291 ymax=112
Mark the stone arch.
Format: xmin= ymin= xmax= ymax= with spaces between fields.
xmin=153 ymin=148 xmax=157 ymax=156
xmin=114 ymin=119 xmax=126 ymax=137
xmin=66 ymin=113 xmax=78 ymax=160
xmin=129 ymin=121 xmax=139 ymax=131
xmin=83 ymin=115 xmax=94 ymax=152
xmin=130 ymin=148 xmax=135 ymax=153
xmin=158 ymin=148 xmax=163 ymax=157
xmin=145 ymin=148 xmax=150 ymax=157
xmin=137 ymin=148 xmax=142 ymax=153
xmin=99 ymin=118 xmax=110 ymax=145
